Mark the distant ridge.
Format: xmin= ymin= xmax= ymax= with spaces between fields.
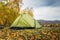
xmin=37 ymin=20 xmax=60 ymax=25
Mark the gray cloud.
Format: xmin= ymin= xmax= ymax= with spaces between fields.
xmin=22 ymin=0 xmax=60 ymax=8
xmin=33 ymin=7 xmax=60 ymax=20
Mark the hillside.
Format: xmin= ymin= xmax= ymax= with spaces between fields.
xmin=37 ymin=20 xmax=60 ymax=25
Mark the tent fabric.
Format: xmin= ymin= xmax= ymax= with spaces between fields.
xmin=11 ymin=13 xmax=41 ymax=28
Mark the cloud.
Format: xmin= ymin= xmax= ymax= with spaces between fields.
xmin=22 ymin=0 xmax=60 ymax=20
xmin=22 ymin=0 xmax=60 ymax=8
xmin=33 ymin=7 xmax=60 ymax=20
xmin=52 ymin=1 xmax=60 ymax=6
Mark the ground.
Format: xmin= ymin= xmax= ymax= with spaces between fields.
xmin=0 ymin=27 xmax=60 ymax=40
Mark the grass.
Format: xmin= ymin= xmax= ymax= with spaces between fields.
xmin=0 ymin=27 xmax=60 ymax=40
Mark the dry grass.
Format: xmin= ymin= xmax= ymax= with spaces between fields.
xmin=0 ymin=27 xmax=60 ymax=40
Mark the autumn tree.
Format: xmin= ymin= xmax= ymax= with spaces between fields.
xmin=21 ymin=8 xmax=33 ymax=17
xmin=0 ymin=0 xmax=22 ymax=27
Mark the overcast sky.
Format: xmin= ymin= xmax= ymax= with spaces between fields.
xmin=22 ymin=0 xmax=60 ymax=20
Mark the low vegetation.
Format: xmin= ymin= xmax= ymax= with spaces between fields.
xmin=0 ymin=27 xmax=60 ymax=40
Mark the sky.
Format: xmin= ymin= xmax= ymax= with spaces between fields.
xmin=21 ymin=0 xmax=60 ymax=20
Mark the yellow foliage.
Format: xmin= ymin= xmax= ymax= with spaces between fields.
xmin=21 ymin=8 xmax=33 ymax=17
xmin=0 ymin=0 xmax=22 ymax=27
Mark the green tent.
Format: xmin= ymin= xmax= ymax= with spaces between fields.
xmin=11 ymin=13 xmax=41 ymax=28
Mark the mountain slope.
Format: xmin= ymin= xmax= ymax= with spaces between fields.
xmin=37 ymin=20 xmax=60 ymax=25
